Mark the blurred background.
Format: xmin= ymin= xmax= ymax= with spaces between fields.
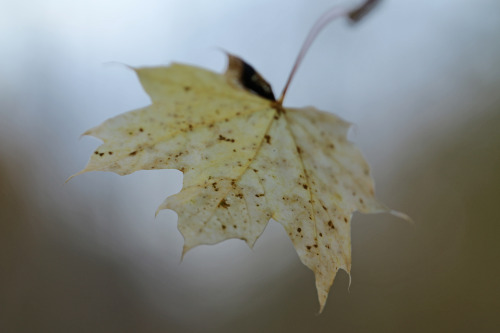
xmin=1 ymin=0 xmax=499 ymax=332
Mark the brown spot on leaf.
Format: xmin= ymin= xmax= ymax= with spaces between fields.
xmin=99 ymin=153 xmax=104 ymax=156
xmin=328 ymin=220 xmax=334 ymax=229
xmin=264 ymin=135 xmax=271 ymax=144
xmin=219 ymin=199 xmax=230 ymax=208
xmin=139 ymin=128 xmax=144 ymax=132
xmin=302 ymin=184 xmax=308 ymax=190
xmin=222 ymin=225 xmax=226 ymax=230
xmin=184 ymin=86 xmax=191 ymax=91
xmin=297 ymin=227 xmax=302 ymax=233
xmin=129 ymin=151 xmax=137 ymax=156
xmin=218 ymin=134 xmax=235 ymax=142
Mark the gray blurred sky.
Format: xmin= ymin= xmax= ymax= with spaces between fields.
xmin=1 ymin=0 xmax=500 ymax=332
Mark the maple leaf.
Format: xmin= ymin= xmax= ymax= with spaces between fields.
xmin=71 ymin=53 xmax=391 ymax=312
xmin=71 ymin=0 xmax=405 ymax=313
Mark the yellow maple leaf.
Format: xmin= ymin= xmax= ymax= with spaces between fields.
xmin=70 ymin=0 xmax=406 ymax=312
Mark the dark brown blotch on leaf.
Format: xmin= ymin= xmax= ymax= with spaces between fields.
xmin=225 ymin=54 xmax=276 ymax=101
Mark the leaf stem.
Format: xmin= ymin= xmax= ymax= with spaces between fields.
xmin=277 ymin=0 xmax=382 ymax=105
